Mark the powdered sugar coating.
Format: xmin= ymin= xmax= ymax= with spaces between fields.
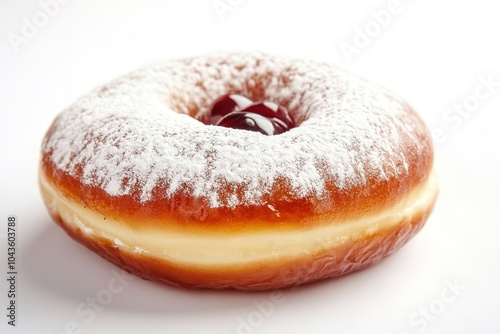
xmin=43 ymin=52 xmax=428 ymax=208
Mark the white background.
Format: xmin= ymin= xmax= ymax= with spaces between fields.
xmin=1 ymin=0 xmax=499 ymax=333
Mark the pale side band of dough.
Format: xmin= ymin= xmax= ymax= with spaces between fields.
xmin=40 ymin=168 xmax=438 ymax=267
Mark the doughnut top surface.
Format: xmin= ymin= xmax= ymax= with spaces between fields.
xmin=42 ymin=52 xmax=432 ymax=211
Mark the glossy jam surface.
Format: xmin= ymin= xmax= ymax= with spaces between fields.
xmin=217 ymin=112 xmax=279 ymax=135
xmin=241 ymin=102 xmax=294 ymax=128
xmin=196 ymin=94 xmax=295 ymax=135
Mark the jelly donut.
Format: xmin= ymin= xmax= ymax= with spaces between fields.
xmin=39 ymin=52 xmax=438 ymax=290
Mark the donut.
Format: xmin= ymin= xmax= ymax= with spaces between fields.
xmin=39 ymin=52 xmax=438 ymax=291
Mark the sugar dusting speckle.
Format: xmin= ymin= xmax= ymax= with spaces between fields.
xmin=134 ymin=246 xmax=146 ymax=254
xmin=113 ymin=238 xmax=124 ymax=246
xmin=73 ymin=215 xmax=93 ymax=235
xmin=43 ymin=52 xmax=428 ymax=208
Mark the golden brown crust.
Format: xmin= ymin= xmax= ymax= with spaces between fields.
xmin=40 ymin=160 xmax=438 ymax=290
xmin=40 ymin=52 xmax=435 ymax=230
xmin=45 ymin=189 xmax=435 ymax=290
xmin=39 ymin=53 xmax=437 ymax=290
xmin=40 ymin=113 xmax=434 ymax=232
